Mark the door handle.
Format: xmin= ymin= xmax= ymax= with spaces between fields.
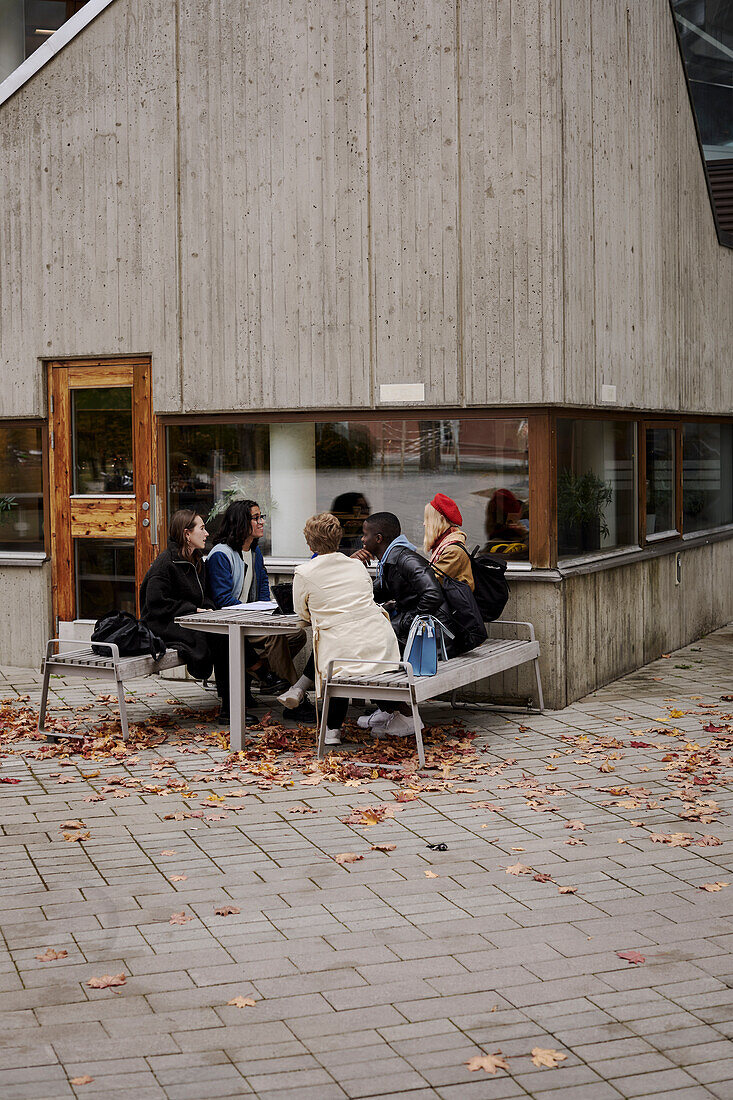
xmin=149 ymin=484 xmax=158 ymax=546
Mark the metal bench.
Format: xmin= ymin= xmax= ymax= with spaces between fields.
xmin=317 ymin=620 xmax=544 ymax=768
xmin=38 ymin=639 xmax=185 ymax=741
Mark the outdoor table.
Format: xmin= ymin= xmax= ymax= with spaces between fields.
xmin=175 ymin=607 xmax=307 ymax=751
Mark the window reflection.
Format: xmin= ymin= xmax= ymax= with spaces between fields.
xmin=557 ymin=420 xmax=637 ymax=557
xmin=166 ymin=418 xmax=530 ymax=560
xmin=683 ymin=423 xmax=733 ymax=532
xmin=74 ymin=539 xmax=135 ymax=620
xmin=71 ymin=388 xmax=134 ymax=495
xmin=0 ymin=423 xmax=44 ymax=552
xmin=646 ymin=427 xmax=677 ymax=535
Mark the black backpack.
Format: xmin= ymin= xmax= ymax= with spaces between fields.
xmin=458 ymin=545 xmax=510 ymax=621
xmin=91 ymin=611 xmax=166 ymax=661
xmin=431 ymin=566 xmax=487 ymax=654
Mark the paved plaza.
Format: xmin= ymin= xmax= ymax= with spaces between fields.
xmin=1 ymin=625 xmax=733 ymax=1100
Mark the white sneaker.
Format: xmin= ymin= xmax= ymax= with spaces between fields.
xmin=357 ymin=708 xmax=391 ymax=730
xmin=278 ymin=686 xmax=305 ymax=709
xmin=382 ymin=711 xmax=424 ymax=737
xmin=324 ymin=728 xmax=341 ymax=746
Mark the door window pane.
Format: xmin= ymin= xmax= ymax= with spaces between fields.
xmin=557 ymin=419 xmax=637 ymax=557
xmin=683 ymin=423 xmax=733 ymax=532
xmin=0 ymin=423 xmax=44 ymax=552
xmin=167 ymin=418 xmax=530 ymax=560
xmin=71 ymin=388 xmax=134 ymax=494
xmin=74 ymin=539 xmax=135 ymax=620
xmin=645 ymin=427 xmax=676 ymax=535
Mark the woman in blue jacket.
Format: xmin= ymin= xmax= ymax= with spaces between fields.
xmin=207 ymin=499 xmax=306 ymax=692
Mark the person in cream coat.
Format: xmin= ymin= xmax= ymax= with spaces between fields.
xmin=292 ymin=512 xmax=405 ymax=746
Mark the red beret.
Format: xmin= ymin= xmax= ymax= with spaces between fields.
xmin=430 ymin=493 xmax=462 ymax=526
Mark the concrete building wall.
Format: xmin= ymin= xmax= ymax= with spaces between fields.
xmin=1 ymin=563 xmax=52 ymax=667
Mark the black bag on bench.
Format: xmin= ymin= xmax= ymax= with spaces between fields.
xmin=91 ymin=611 xmax=166 ymax=661
xmin=432 ymin=566 xmax=487 ymax=654
xmin=458 ymin=545 xmax=510 ymax=622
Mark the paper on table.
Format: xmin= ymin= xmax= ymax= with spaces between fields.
xmin=242 ymin=600 xmax=280 ymax=614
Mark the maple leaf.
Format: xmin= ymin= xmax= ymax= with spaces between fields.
xmin=227 ymin=996 xmax=256 ymax=1007
xmin=533 ymin=873 xmax=553 ymax=883
xmin=649 ymin=832 xmax=694 ymax=847
xmin=35 ymin=947 xmax=68 ymax=962
xmin=60 ymin=820 xmax=86 ymax=830
xmin=370 ymin=843 xmax=396 ymax=852
xmin=86 ymin=973 xmax=126 ymax=989
xmin=70 ymin=1076 xmax=94 ymax=1086
xmin=63 ymin=831 xmax=90 ymax=842
xmin=214 ymin=905 xmax=240 ymax=916
xmin=564 ymin=820 xmax=585 ymax=830
xmin=617 ymin=950 xmax=645 ymax=964
xmin=334 ymin=852 xmax=364 ymax=864
xmin=289 ymin=806 xmax=319 ymax=814
xmin=697 ymin=835 xmax=722 ymax=846
xmin=425 ymin=870 xmax=439 ymax=878
xmin=169 ymin=874 xmax=187 ymax=882
xmin=169 ymin=911 xmax=193 ymax=925
xmin=530 ymin=1048 xmax=567 ymax=1068
xmin=466 ymin=1052 xmax=509 ymax=1075
xmin=558 ymin=885 xmax=577 ymax=894
xmin=394 ymin=790 xmax=419 ymax=802
xmin=699 ymin=882 xmax=729 ymax=892
xmin=505 ymin=863 xmax=532 ymax=875
xmin=564 ymin=837 xmax=584 ymax=846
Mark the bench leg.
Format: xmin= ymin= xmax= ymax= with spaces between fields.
xmin=38 ymin=661 xmax=52 ymax=735
xmin=115 ymin=677 xmax=129 ymax=741
xmin=316 ymin=684 xmax=331 ymax=761
xmin=410 ymin=691 xmax=425 ymax=769
xmin=533 ymin=657 xmax=545 ymax=712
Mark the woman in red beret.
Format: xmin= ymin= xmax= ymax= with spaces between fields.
xmin=423 ymin=493 xmax=474 ymax=589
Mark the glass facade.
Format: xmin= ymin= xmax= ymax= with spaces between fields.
xmin=71 ymin=387 xmax=134 ymax=494
xmin=167 ymin=418 xmax=530 ymax=560
xmin=645 ymin=426 xmax=677 ymax=536
xmin=683 ymin=422 xmax=733 ymax=532
xmin=557 ymin=419 xmax=637 ymax=557
xmin=0 ymin=423 xmax=44 ymax=552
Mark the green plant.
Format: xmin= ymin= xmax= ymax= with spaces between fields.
xmin=0 ymin=496 xmax=16 ymax=525
xmin=557 ymin=470 xmax=612 ymax=539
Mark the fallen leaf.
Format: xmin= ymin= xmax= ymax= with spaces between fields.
xmin=558 ymin=885 xmax=577 ymax=894
xmin=650 ymin=832 xmax=694 ymax=847
xmin=564 ymin=837 xmax=584 ymax=846
xmin=699 ymin=882 xmax=729 ymax=892
xmin=60 ymin=820 xmax=86 ymax=830
xmin=62 ymin=831 xmax=90 ymax=842
xmin=160 ymin=849 xmax=177 ymax=856
xmin=169 ymin=874 xmax=187 ymax=882
xmin=564 ymin=820 xmax=585 ymax=831
xmin=214 ymin=905 xmax=240 ymax=916
xmin=531 ymin=1048 xmax=567 ymax=1068
xmin=70 ymin=1076 xmax=94 ymax=1086
xmin=227 ymin=995 xmax=256 ymax=1008
xmin=370 ymin=844 xmax=396 ymax=852
xmin=288 ymin=806 xmax=320 ymax=814
xmin=505 ymin=863 xmax=533 ymax=875
xmin=169 ymin=911 xmax=193 ymax=925
xmin=425 ymin=870 xmax=439 ymax=878
xmin=394 ymin=790 xmax=419 ymax=802
xmin=334 ymin=853 xmax=363 ymax=864
xmin=617 ymin=950 xmax=645 ymax=965
xmin=696 ymin=836 xmax=722 ymax=847
xmin=465 ymin=1052 xmax=509 ymax=1075
xmin=86 ymin=973 xmax=126 ymax=989
xmin=35 ymin=947 xmax=68 ymax=962
xmin=533 ymin=873 xmax=553 ymax=883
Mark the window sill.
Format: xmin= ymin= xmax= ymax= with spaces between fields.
xmin=264 ymin=556 xmax=535 ymax=579
xmin=0 ymin=551 xmax=48 ymax=567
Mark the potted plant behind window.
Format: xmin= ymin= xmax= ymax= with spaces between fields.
xmin=557 ymin=471 xmax=612 ymax=554
xmin=0 ymin=497 xmax=16 ymax=522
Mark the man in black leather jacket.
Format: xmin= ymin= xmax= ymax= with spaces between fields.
xmin=356 ymin=511 xmax=455 ymax=655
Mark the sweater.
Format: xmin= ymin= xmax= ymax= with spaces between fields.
xmin=206 ymin=542 xmax=271 ymax=608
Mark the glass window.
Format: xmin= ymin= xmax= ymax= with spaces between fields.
xmin=167 ymin=418 xmax=530 ymax=560
xmin=683 ymin=423 xmax=733 ymax=532
xmin=645 ymin=427 xmax=677 ymax=536
xmin=557 ymin=419 xmax=637 ymax=557
xmin=74 ymin=539 xmax=136 ymax=620
xmin=71 ymin=387 xmax=134 ymax=494
xmin=0 ymin=423 xmax=44 ymax=552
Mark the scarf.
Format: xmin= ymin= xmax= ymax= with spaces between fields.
xmin=428 ymin=527 xmax=466 ymax=565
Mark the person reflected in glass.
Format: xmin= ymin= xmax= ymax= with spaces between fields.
xmin=422 ymin=493 xmax=474 ymax=589
xmin=482 ymin=488 xmax=529 ymax=555
xmin=330 ymin=492 xmax=371 ymax=553
xmin=206 ymin=499 xmax=310 ymax=708
xmin=140 ymin=509 xmax=230 ymax=721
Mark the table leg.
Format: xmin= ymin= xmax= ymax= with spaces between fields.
xmin=228 ymin=626 xmax=247 ymax=752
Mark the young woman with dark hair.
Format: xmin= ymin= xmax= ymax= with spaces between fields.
xmin=206 ymin=498 xmax=308 ymax=700
xmin=140 ymin=509 xmax=231 ymax=720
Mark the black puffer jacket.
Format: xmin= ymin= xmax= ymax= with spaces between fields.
xmin=373 ymin=546 xmax=456 ymax=655
xmin=140 ymin=542 xmax=216 ymax=677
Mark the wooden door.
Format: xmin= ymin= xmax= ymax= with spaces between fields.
xmin=48 ymin=358 xmax=158 ymax=625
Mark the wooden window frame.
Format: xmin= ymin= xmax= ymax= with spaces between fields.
xmin=640 ymin=420 xmax=682 ymax=546
xmin=0 ymin=418 xmax=50 ymax=557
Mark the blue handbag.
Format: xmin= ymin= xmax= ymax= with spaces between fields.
xmin=403 ymin=615 xmax=452 ymax=677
